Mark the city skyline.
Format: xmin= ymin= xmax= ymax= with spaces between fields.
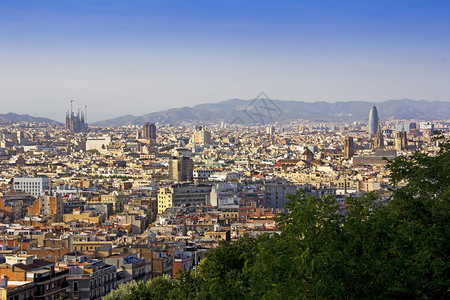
xmin=1 ymin=0 xmax=450 ymax=122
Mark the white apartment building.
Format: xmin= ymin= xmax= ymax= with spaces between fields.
xmin=13 ymin=177 xmax=50 ymax=197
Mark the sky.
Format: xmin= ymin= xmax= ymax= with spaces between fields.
xmin=1 ymin=0 xmax=449 ymax=122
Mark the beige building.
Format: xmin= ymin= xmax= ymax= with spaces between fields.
xmin=157 ymin=184 xmax=211 ymax=214
xmin=63 ymin=209 xmax=106 ymax=224
xmin=100 ymin=191 xmax=130 ymax=212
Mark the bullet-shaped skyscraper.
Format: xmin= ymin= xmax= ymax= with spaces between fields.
xmin=368 ymin=106 xmax=379 ymax=137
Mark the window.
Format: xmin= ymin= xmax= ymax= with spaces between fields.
xmin=74 ymin=282 xmax=78 ymax=291
xmin=52 ymin=282 xmax=55 ymax=288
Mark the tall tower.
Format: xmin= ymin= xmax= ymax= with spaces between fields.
xmin=143 ymin=123 xmax=156 ymax=140
xmin=266 ymin=125 xmax=275 ymax=135
xmin=373 ymin=121 xmax=384 ymax=149
xmin=169 ymin=156 xmax=194 ymax=182
xmin=395 ymin=131 xmax=408 ymax=151
xmin=368 ymin=106 xmax=379 ymax=137
xmin=344 ymin=136 xmax=354 ymax=159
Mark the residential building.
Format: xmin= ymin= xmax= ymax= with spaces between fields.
xmin=13 ymin=177 xmax=49 ymax=198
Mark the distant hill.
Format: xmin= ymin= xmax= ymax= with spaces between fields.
xmin=92 ymin=99 xmax=450 ymax=126
xmin=0 ymin=113 xmax=61 ymax=124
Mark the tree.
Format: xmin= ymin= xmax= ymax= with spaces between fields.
xmin=196 ymin=235 xmax=259 ymax=299
xmin=104 ymin=276 xmax=176 ymax=300
xmin=103 ymin=281 xmax=137 ymax=300
xmin=56 ymin=293 xmax=69 ymax=300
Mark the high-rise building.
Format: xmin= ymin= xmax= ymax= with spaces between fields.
xmin=143 ymin=123 xmax=157 ymax=140
xmin=395 ymin=122 xmax=412 ymax=133
xmin=368 ymin=106 xmax=379 ymax=137
xmin=395 ymin=131 xmax=408 ymax=151
xmin=192 ymin=126 xmax=212 ymax=144
xmin=65 ymin=101 xmax=88 ymax=133
xmin=169 ymin=156 xmax=194 ymax=182
xmin=344 ymin=136 xmax=354 ymax=159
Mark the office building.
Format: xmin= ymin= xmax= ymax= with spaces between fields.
xmin=192 ymin=126 xmax=212 ymax=144
xmin=169 ymin=156 xmax=194 ymax=182
xmin=395 ymin=122 xmax=412 ymax=133
xmin=143 ymin=122 xmax=157 ymax=140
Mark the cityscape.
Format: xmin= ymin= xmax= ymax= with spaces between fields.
xmin=1 ymin=1 xmax=449 ymax=299
xmin=0 ymin=101 xmax=448 ymax=299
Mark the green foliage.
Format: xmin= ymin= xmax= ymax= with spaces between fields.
xmin=56 ymin=293 xmax=69 ymax=300
xmin=103 ymin=280 xmax=138 ymax=300
xmin=197 ymin=235 xmax=259 ymax=299
xmin=86 ymin=149 xmax=100 ymax=155
xmin=104 ymin=276 xmax=176 ymax=300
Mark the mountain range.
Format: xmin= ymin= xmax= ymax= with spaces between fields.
xmin=0 ymin=113 xmax=61 ymax=125
xmin=92 ymin=99 xmax=450 ymax=126
xmin=2 ymin=99 xmax=449 ymax=126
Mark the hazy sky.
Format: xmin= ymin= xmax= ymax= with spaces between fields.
xmin=1 ymin=0 xmax=449 ymax=122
